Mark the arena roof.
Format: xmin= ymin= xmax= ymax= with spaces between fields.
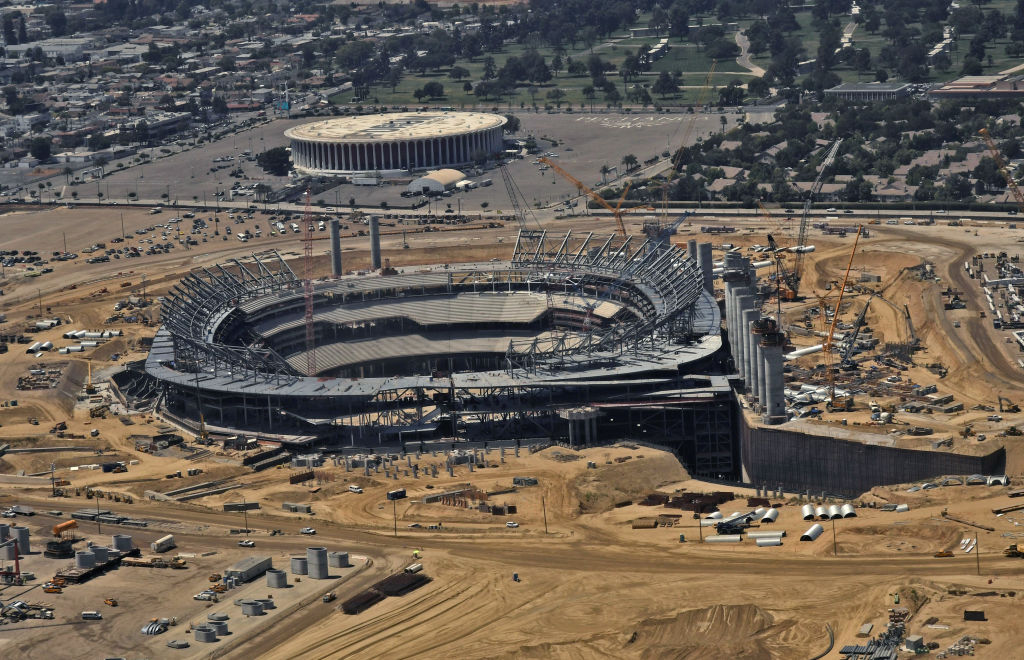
xmin=284 ymin=112 xmax=506 ymax=143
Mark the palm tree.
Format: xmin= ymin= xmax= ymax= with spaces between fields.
xmin=621 ymin=154 xmax=638 ymax=171
xmin=720 ymin=115 xmax=728 ymax=132
xmin=600 ymin=164 xmax=611 ymax=184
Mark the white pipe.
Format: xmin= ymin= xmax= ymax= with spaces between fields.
xmin=752 ymin=259 xmax=774 ymax=269
xmin=785 ymin=344 xmax=823 ymax=360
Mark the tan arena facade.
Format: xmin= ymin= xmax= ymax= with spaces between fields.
xmin=285 ymin=111 xmax=507 ymax=175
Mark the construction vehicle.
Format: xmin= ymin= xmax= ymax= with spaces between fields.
xmin=43 ymin=585 xmax=62 ymax=594
xmin=934 ymin=551 xmax=954 ymax=558
xmin=322 ymin=592 xmax=336 ymax=603
xmin=1003 ymin=544 xmax=1024 ymax=558
xmin=208 ymin=573 xmax=222 ymax=582
xmin=999 ymin=396 xmax=1020 ymax=413
xmin=103 ymin=598 xmax=118 ymax=607
xmin=765 ymin=228 xmax=801 ymax=301
xmin=210 ymin=584 xmax=227 ymax=593
xmin=838 ymin=294 xmax=874 ymax=368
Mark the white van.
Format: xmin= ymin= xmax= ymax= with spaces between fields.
xmin=290 ymin=223 xmax=300 ymax=233
xmin=149 ymin=208 xmax=162 ymax=215
xmin=348 ymin=485 xmax=363 ymax=494
xmin=81 ymin=611 xmax=103 ymax=620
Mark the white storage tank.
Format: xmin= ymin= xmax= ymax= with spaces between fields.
xmin=760 ymin=508 xmax=779 ymax=523
xmin=75 ymin=550 xmax=96 ymax=569
xmin=800 ymin=524 xmax=824 ymax=541
xmin=840 ymin=503 xmax=857 ymax=518
xmin=801 ymin=504 xmax=815 ymax=520
xmin=306 ymin=547 xmax=328 ymax=580
xmin=112 ymin=534 xmax=133 ymax=551
xmin=91 ymin=546 xmax=109 ymax=563
xmin=266 ymin=569 xmax=288 ymax=588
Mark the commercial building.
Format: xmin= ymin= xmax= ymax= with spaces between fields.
xmin=823 ymin=82 xmax=912 ymax=102
xmin=285 ymin=111 xmax=506 ymax=175
xmin=928 ymin=75 xmax=1024 ymax=101
xmin=407 ymin=169 xmax=465 ymax=194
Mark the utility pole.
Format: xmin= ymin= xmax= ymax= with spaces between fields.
xmin=95 ymin=495 xmax=102 ymax=534
xmin=542 ymin=496 xmax=548 ymax=534
xmin=393 ymin=499 xmax=398 ymax=537
xmin=832 ymin=518 xmax=838 ymax=556
xmin=242 ymin=495 xmax=250 ymax=536
xmin=62 ymin=232 xmax=67 ymax=255
xmin=36 ymin=289 xmax=42 ymax=317
xmin=50 ymin=462 xmax=56 ymax=497
xmin=976 ymin=532 xmax=981 ymax=576
xmin=120 ymin=213 xmax=125 ymax=240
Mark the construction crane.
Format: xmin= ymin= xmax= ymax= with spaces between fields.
xmin=760 ymin=201 xmax=801 ymax=300
xmin=978 ymin=127 xmax=1024 ymax=213
xmin=643 ymin=211 xmax=693 ymax=250
xmin=540 ymin=157 xmax=640 ymax=235
xmin=823 ymin=225 xmax=862 ymax=410
xmin=301 ymin=189 xmax=317 ymax=376
xmin=839 ymin=294 xmax=874 ymax=368
xmin=499 ymin=163 xmax=538 ymax=230
xmin=793 ymin=139 xmax=843 ymax=295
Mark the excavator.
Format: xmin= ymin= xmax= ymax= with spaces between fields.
xmin=999 ymin=396 xmax=1020 ymax=413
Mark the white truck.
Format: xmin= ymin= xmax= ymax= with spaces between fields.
xmin=150 ymin=534 xmax=176 ymax=553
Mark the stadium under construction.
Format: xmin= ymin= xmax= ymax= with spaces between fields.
xmin=134 ymin=228 xmax=742 ymax=480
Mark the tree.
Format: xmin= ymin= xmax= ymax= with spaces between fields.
xmin=747 ymin=77 xmax=770 ymax=98
xmin=718 ymin=81 xmax=745 ymax=106
xmin=449 ymin=66 xmax=470 ymax=81
xmin=600 ymin=164 xmax=610 ymax=183
xmin=503 ymin=114 xmax=520 ymax=133
xmin=482 ymin=56 xmax=496 ymax=80
xmin=45 ymin=9 xmax=67 ymax=37
xmin=256 ymin=147 xmax=291 ymax=176
xmin=875 ymin=69 xmax=889 ymax=82
xmin=423 ymin=81 xmax=445 ymax=98
xmin=29 ymin=137 xmax=51 ymax=161
xmin=622 ymin=154 xmax=639 ymax=171
xmin=652 ymin=71 xmax=677 ymax=98
xmin=546 ymin=88 xmax=566 ymax=108
xmin=212 ymin=96 xmax=229 ymax=116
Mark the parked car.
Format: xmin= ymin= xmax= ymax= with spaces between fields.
xmin=505 ymin=521 xmax=519 ymax=528
xmin=300 ymin=527 xmax=316 ymax=535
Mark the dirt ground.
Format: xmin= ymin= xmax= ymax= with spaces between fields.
xmin=5 ymin=196 xmax=1024 ymax=656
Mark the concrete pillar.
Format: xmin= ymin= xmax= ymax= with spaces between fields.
xmin=742 ymin=307 xmax=758 ymax=391
xmin=369 ymin=215 xmax=381 ymax=270
xmin=761 ymin=331 xmax=787 ymax=424
xmin=698 ymin=243 xmax=713 ymax=294
xmin=687 ymin=239 xmax=697 ymax=261
xmin=329 ymin=218 xmax=342 ymax=278
xmin=735 ymin=293 xmax=754 ymax=383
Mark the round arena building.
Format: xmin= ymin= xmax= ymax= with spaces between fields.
xmin=285 ymin=111 xmax=507 ymax=175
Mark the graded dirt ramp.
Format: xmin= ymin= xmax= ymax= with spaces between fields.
xmin=572 ymin=450 xmax=690 ymax=514
xmin=501 ymin=604 xmax=781 ymax=660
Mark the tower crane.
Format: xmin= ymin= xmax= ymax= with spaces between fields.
xmin=978 ymin=127 xmax=1024 ymax=213
xmin=540 ymin=157 xmax=648 ymax=235
xmin=793 ymin=139 xmax=843 ymax=295
xmin=759 ymin=201 xmax=801 ymax=301
xmin=499 ymin=163 xmax=539 ymax=230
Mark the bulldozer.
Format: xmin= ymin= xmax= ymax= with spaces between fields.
xmin=1004 ymin=544 xmax=1024 ymax=558
xmin=104 ymin=598 xmax=118 ymax=607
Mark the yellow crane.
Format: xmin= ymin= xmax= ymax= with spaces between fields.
xmin=540 ymin=157 xmax=641 ymax=235
xmin=978 ymin=127 xmax=1024 ymax=213
xmin=822 ymin=226 xmax=862 ymax=410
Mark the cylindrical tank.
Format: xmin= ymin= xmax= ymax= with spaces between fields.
xmin=91 ymin=546 xmax=109 ymax=563
xmin=328 ymin=551 xmax=349 ymax=568
xmin=12 ymin=526 xmax=29 ymax=555
xmin=306 ymin=547 xmax=328 ymax=579
xmin=257 ymin=598 xmax=276 ymax=610
xmin=266 ymin=569 xmax=288 ymax=588
xmin=0 ymin=541 xmax=15 ymax=560
xmin=801 ymin=504 xmax=815 ymax=520
xmin=290 ymin=556 xmax=308 ymax=575
xmin=240 ymin=600 xmax=264 ymax=616
xmin=208 ymin=620 xmax=229 ymax=636
xmin=75 ymin=550 xmax=96 ymax=569
xmin=112 ymin=534 xmax=133 ymax=552
xmin=0 ymin=523 xmax=9 ymax=542
xmin=704 ymin=534 xmax=743 ymax=543
xmin=895 ymin=503 xmax=910 ymax=513
xmin=756 ymin=538 xmax=783 ymax=547
xmin=207 ymin=612 xmax=229 ymax=622
xmin=193 ymin=626 xmax=217 ymax=643
xmin=746 ymin=530 xmax=786 ymax=540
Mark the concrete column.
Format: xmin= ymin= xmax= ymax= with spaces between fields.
xmin=756 ymin=341 xmax=766 ymax=406
xmin=735 ymin=293 xmax=754 ymax=382
xmin=761 ymin=332 xmax=787 ymax=423
xmin=742 ymin=307 xmax=758 ymax=391
xmin=369 ymin=215 xmax=381 ymax=270
xmin=330 ymin=218 xmax=342 ymax=278
xmin=687 ymin=239 xmax=697 ymax=260
xmin=698 ymin=243 xmax=713 ymax=293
